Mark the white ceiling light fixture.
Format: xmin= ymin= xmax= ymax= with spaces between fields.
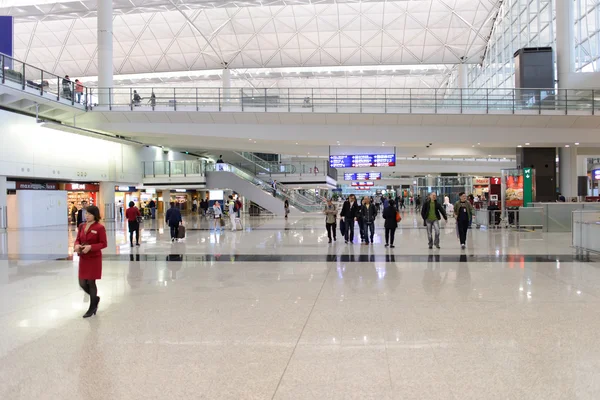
xmin=565 ymin=144 xmax=570 ymax=147
xmin=575 ymin=142 xmax=580 ymax=145
xmin=525 ymin=143 xmax=530 ymax=145
xmin=517 ymin=145 xmax=523 ymax=148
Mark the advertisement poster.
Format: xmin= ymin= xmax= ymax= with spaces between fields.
xmin=505 ymin=171 xmax=524 ymax=207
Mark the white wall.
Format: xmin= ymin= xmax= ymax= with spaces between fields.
xmin=138 ymin=146 xmax=199 ymax=162
xmin=0 ymin=110 xmax=142 ymax=183
xmin=7 ymin=190 xmax=68 ymax=228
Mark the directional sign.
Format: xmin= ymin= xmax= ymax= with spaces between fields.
xmin=330 ymin=154 xmax=395 ymax=168
xmin=523 ymin=168 xmax=534 ymax=206
xmin=344 ymin=172 xmax=382 ymax=181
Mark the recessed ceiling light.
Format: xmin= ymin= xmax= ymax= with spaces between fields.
xmin=488 ymin=155 xmax=491 ymax=157
xmin=295 ymin=142 xmax=298 ymax=145
xmin=477 ymin=143 xmax=481 ymax=145
xmin=249 ymin=139 xmax=252 ymax=141
xmin=525 ymin=143 xmax=530 ymax=145
xmin=565 ymin=144 xmax=570 ymax=147
xmin=575 ymin=142 xmax=580 ymax=145
xmin=472 ymin=145 xmax=475 ymax=147
xmin=517 ymin=145 xmax=523 ymax=148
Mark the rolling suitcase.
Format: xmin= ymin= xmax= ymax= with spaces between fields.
xmin=177 ymin=225 xmax=186 ymax=239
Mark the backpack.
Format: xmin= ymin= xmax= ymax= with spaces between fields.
xmin=235 ymin=200 xmax=242 ymax=212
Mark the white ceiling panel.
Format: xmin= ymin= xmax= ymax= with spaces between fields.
xmin=5 ymin=0 xmax=501 ymax=77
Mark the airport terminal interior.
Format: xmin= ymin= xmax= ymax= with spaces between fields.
xmin=1 ymin=0 xmax=600 ymax=398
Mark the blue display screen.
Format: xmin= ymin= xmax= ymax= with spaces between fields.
xmin=331 ymin=154 xmax=395 ymax=168
xmin=344 ymin=172 xmax=382 ymax=181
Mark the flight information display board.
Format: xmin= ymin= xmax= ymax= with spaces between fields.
xmin=344 ymin=172 xmax=382 ymax=181
xmin=330 ymin=154 xmax=395 ymax=168
xmin=351 ymin=181 xmax=374 ymax=187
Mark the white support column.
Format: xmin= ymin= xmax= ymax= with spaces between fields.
xmin=97 ymin=0 xmax=113 ymax=106
xmin=0 ymin=176 xmax=6 ymax=230
xmin=556 ymin=0 xmax=575 ymax=89
xmin=559 ymin=147 xmax=578 ymax=199
xmin=99 ymin=181 xmax=116 ymax=221
xmin=457 ymin=64 xmax=468 ymax=89
xmin=222 ymin=68 xmax=231 ymax=102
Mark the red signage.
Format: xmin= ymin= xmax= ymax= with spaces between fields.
xmin=351 ymin=181 xmax=374 ymax=187
xmin=491 ymin=177 xmax=501 ymax=185
xmin=64 ymin=183 xmax=99 ymax=192
xmin=16 ymin=182 xmax=58 ymax=190
xmin=473 ymin=177 xmax=490 ymax=186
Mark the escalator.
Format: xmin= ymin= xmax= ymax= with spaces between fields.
xmin=206 ymin=164 xmax=322 ymax=215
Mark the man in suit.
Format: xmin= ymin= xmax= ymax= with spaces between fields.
xmin=340 ymin=194 xmax=360 ymax=244
xmin=165 ymin=202 xmax=182 ymax=242
xmin=76 ymin=201 xmax=88 ymax=226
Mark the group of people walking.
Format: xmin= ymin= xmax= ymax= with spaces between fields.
xmin=324 ymin=191 xmax=474 ymax=249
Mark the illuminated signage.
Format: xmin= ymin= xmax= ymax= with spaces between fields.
xmin=344 ymin=172 xmax=382 ymax=180
xmin=473 ymin=178 xmax=490 ymax=185
xmin=330 ymin=154 xmax=395 ymax=168
xmin=16 ymin=182 xmax=58 ymax=190
xmin=351 ymin=181 xmax=374 ymax=186
xmin=593 ymin=169 xmax=600 ymax=181
xmin=491 ymin=177 xmax=501 ymax=185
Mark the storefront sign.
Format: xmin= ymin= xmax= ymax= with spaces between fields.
xmin=491 ymin=177 xmax=501 ymax=185
xmin=16 ymin=182 xmax=58 ymax=190
xmin=65 ymin=183 xmax=99 ymax=192
xmin=115 ymin=186 xmax=137 ymax=192
xmin=473 ymin=177 xmax=490 ymax=185
xmin=351 ymin=181 xmax=374 ymax=186
xmin=593 ymin=169 xmax=600 ymax=181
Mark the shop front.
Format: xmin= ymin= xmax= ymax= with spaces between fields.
xmin=61 ymin=183 xmax=99 ymax=222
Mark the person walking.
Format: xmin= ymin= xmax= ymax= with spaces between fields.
xmin=340 ymin=194 xmax=360 ymax=244
xmin=125 ymin=201 xmax=141 ymax=247
xmin=454 ymin=192 xmax=474 ymax=249
xmin=74 ymin=79 xmax=84 ymax=103
xmin=212 ymin=201 xmax=223 ymax=232
xmin=284 ymin=199 xmax=290 ymax=219
xmin=70 ymin=202 xmax=77 ymax=225
xmin=73 ymin=205 xmax=107 ymax=318
xmin=324 ymin=198 xmax=337 ymax=243
xmin=76 ymin=200 xmax=88 ymax=226
xmin=148 ymin=198 xmax=157 ymax=219
xmin=360 ymin=196 xmax=377 ymax=244
xmin=165 ymin=202 xmax=182 ymax=242
xmin=421 ymin=193 xmax=448 ymax=249
xmin=415 ymin=195 xmax=422 ymax=212
xmin=192 ymin=197 xmax=198 ymax=213
xmin=228 ymin=195 xmax=237 ymax=231
xmin=61 ymin=75 xmax=71 ymax=100
xmin=383 ymin=200 xmax=399 ymax=248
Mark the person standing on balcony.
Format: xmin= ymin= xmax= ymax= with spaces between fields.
xmin=75 ymin=79 xmax=84 ymax=103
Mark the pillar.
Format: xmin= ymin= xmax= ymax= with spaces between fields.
xmin=559 ymin=147 xmax=578 ymax=199
xmin=457 ymin=63 xmax=468 ymax=89
xmin=97 ymin=0 xmax=113 ymax=106
xmin=222 ymin=68 xmax=231 ymax=102
xmin=98 ymin=181 xmax=116 ymax=221
xmin=0 ymin=176 xmax=6 ymax=230
xmin=517 ymin=147 xmax=557 ymax=202
xmin=556 ymin=0 xmax=574 ymax=89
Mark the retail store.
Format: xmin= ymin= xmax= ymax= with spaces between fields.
xmin=62 ymin=183 xmax=99 ymax=207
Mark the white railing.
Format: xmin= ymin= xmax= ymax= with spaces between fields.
xmin=573 ymin=210 xmax=600 ymax=254
xmin=89 ymin=86 xmax=600 ymax=115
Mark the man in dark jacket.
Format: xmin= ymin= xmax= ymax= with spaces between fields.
xmin=340 ymin=194 xmax=360 ymax=244
xmin=360 ymin=196 xmax=378 ymax=244
xmin=165 ymin=202 xmax=182 ymax=242
xmin=420 ymin=193 xmax=448 ymax=249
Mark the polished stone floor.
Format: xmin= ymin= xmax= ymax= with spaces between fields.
xmin=0 ymin=210 xmax=599 ymax=399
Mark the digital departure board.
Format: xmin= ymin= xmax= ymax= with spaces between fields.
xmin=344 ymin=172 xmax=382 ymax=181
xmin=330 ymin=154 xmax=395 ymax=168
xmin=351 ymin=181 xmax=374 ymax=186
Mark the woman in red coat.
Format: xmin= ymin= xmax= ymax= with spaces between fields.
xmin=74 ymin=205 xmax=107 ymax=318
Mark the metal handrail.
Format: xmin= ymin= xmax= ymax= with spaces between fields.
xmin=88 ymin=86 xmax=598 ymax=115
xmin=0 ymin=52 xmax=89 ymax=109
